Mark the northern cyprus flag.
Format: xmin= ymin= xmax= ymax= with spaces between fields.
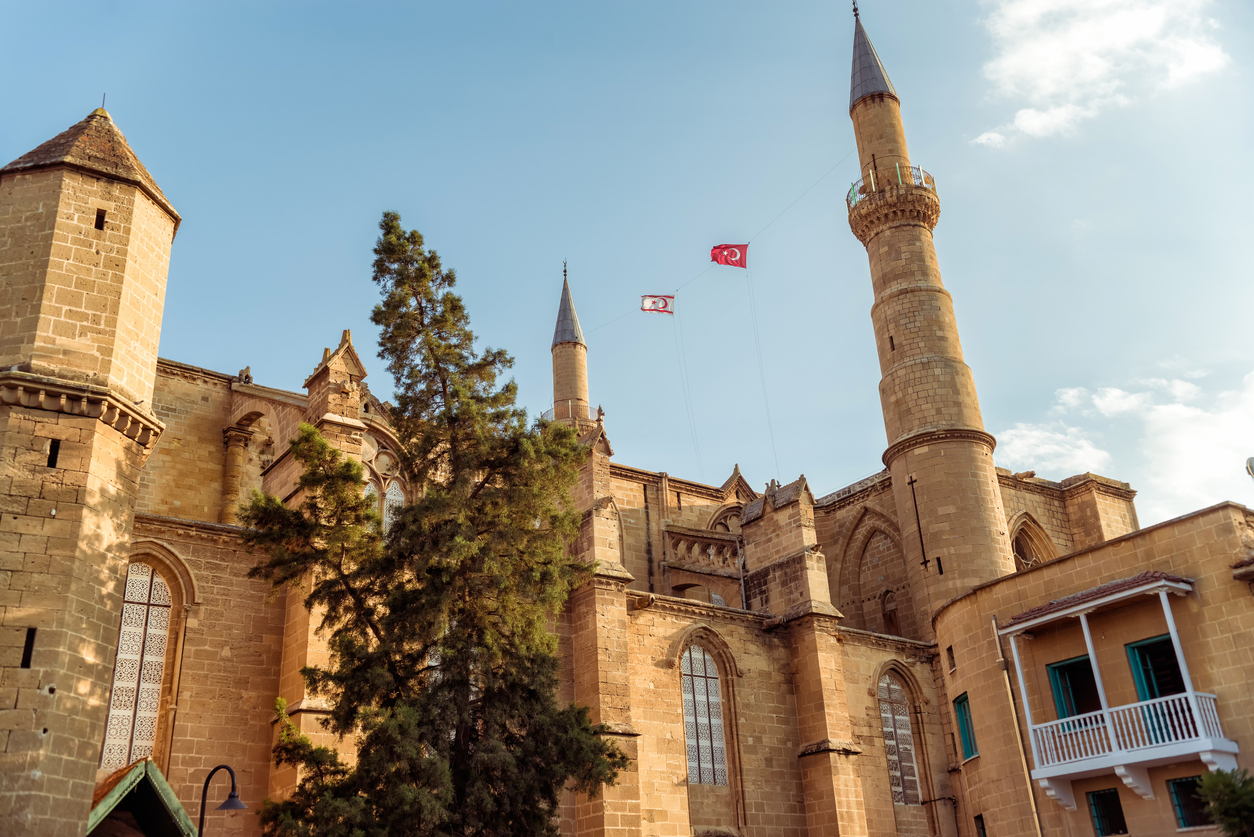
xmin=640 ymin=295 xmax=675 ymax=314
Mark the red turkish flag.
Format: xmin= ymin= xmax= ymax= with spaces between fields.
xmin=710 ymin=244 xmax=748 ymax=268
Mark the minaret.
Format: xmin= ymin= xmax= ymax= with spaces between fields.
xmin=0 ymin=109 xmax=178 ymax=834
xmin=846 ymin=16 xmax=1015 ymax=626
xmin=551 ymin=264 xmax=592 ymax=429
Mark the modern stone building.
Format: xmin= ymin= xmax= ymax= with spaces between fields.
xmin=2 ymin=15 xmax=1251 ymax=837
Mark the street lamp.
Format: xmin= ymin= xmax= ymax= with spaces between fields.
xmin=198 ymin=764 xmax=247 ymax=836
xmin=1247 ymin=457 xmax=1254 ymax=482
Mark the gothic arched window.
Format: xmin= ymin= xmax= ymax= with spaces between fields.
xmin=383 ymin=481 xmax=405 ymax=532
xmin=101 ymin=563 xmax=173 ymax=770
xmin=878 ymin=673 xmax=922 ymax=805
xmin=681 ymin=646 xmax=728 ymax=785
xmin=1013 ymin=531 xmax=1037 ymax=570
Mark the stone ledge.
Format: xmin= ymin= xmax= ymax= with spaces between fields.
xmin=882 ymin=427 xmax=997 ymax=467
xmin=798 ymin=738 xmax=862 ymax=758
xmin=0 ymin=370 xmax=164 ymax=449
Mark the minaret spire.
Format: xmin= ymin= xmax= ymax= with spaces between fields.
xmin=550 ymin=265 xmax=591 ymax=428
xmin=850 ymin=16 xmax=897 ymax=112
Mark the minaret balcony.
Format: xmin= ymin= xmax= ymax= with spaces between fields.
xmin=541 ymin=400 xmax=593 ymax=422
xmin=846 ymin=164 xmax=935 ymax=209
xmin=846 ymin=166 xmax=941 ymax=243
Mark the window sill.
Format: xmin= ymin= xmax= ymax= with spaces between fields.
xmin=961 ymin=754 xmax=980 ymax=766
xmin=1176 ymin=827 xmax=1218 ymax=833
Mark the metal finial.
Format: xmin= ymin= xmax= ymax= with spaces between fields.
xmin=102 ymin=93 xmax=106 ymax=109
xmin=852 ymin=1 xmax=859 ymax=18
xmin=563 ymin=260 xmax=567 ymax=281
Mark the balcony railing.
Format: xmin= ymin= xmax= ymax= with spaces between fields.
xmin=1031 ymin=692 xmax=1223 ymax=769
xmin=846 ymin=165 xmax=935 ymax=209
xmin=540 ymin=401 xmax=592 ymax=422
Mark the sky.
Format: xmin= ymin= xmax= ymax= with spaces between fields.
xmin=2 ymin=0 xmax=1252 ymax=526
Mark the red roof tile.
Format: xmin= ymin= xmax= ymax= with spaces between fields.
xmin=1005 ymin=570 xmax=1190 ymax=627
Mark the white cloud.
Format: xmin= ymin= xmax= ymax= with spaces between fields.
xmin=974 ymin=0 xmax=1228 ymax=144
xmin=1000 ymin=369 xmax=1254 ymax=524
xmin=1092 ymin=386 xmax=1154 ymax=416
xmin=997 ymin=421 xmax=1112 ymax=473
xmin=1136 ymin=371 xmax=1254 ymax=521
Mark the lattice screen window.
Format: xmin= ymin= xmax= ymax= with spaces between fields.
xmin=879 ymin=673 xmax=922 ymax=805
xmin=364 ymin=482 xmax=379 ymax=516
xmin=681 ymin=645 xmax=727 ymax=785
xmin=384 ymin=482 xmax=405 ymax=533
xmin=100 ymin=563 xmax=172 ymax=770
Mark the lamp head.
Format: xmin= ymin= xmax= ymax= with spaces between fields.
xmin=217 ymin=791 xmax=247 ymax=811
xmin=1247 ymin=457 xmax=1254 ymax=478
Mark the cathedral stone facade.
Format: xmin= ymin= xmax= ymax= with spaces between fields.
xmin=2 ymin=17 xmax=1252 ymax=837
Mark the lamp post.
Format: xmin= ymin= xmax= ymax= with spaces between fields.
xmin=198 ymin=764 xmax=247 ymax=836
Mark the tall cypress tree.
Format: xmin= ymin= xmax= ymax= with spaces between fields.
xmin=241 ymin=211 xmax=626 ymax=837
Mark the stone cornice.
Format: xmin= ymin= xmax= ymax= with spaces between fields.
xmin=814 ymin=470 xmax=891 ymax=510
xmin=232 ymin=379 xmax=306 ymax=409
xmin=882 ymin=427 xmax=997 ymax=467
xmin=133 ymin=512 xmax=247 ymax=544
xmin=631 ymin=591 xmax=767 ymax=626
xmin=1060 ymin=475 xmax=1137 ymax=502
xmin=848 ymin=185 xmax=941 ymax=245
xmin=607 ymin=462 xmax=727 ymax=501
xmin=0 ymin=370 xmax=164 ymax=449
xmin=156 ymin=357 xmax=235 ymax=385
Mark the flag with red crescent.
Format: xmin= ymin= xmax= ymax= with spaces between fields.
xmin=640 ymin=295 xmax=675 ymax=314
xmin=710 ymin=244 xmax=748 ymax=268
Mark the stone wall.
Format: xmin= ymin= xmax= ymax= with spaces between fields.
xmin=934 ymin=502 xmax=1254 ymax=836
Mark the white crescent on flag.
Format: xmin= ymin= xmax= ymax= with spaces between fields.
xmin=640 ymin=295 xmax=675 ymax=314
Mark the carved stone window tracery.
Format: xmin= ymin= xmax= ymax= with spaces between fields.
xmin=384 ymin=481 xmax=405 ymax=533
xmin=681 ymin=645 xmax=728 ymax=785
xmin=101 ymin=563 xmax=173 ymax=770
xmin=878 ymin=673 xmax=921 ymax=805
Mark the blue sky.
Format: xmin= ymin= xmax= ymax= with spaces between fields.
xmin=3 ymin=0 xmax=1252 ymax=524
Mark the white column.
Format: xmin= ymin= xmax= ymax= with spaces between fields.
xmin=1079 ymin=611 xmax=1119 ymax=753
xmin=1009 ymin=633 xmax=1041 ymax=767
xmin=1158 ymin=589 xmax=1204 ymax=738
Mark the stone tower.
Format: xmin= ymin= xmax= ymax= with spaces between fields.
xmin=846 ymin=18 xmax=1014 ymax=627
xmin=551 ymin=266 xmax=592 ymax=430
xmin=0 ymin=109 xmax=178 ymax=834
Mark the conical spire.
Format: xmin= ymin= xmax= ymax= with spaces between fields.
xmin=551 ymin=265 xmax=585 ymax=348
xmin=1 ymin=108 xmax=179 ymax=225
xmin=849 ymin=17 xmax=897 ymax=111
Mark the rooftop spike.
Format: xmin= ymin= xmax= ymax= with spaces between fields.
xmin=849 ymin=17 xmax=897 ymax=111
xmin=552 ymin=271 xmax=585 ymax=348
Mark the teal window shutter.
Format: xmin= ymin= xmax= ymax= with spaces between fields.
xmin=954 ymin=693 xmax=977 ymax=760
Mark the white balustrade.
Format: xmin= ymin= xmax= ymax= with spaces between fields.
xmin=1030 ymin=693 xmax=1224 ymax=769
xmin=1032 ymin=710 xmax=1112 ymax=767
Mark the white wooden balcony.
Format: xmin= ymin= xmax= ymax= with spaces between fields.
xmin=999 ymin=572 xmax=1239 ymax=811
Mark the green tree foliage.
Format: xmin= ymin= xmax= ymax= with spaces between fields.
xmin=1199 ymin=769 xmax=1254 ymax=837
xmin=240 ymin=211 xmax=627 ymax=836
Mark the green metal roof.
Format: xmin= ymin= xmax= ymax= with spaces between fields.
xmin=88 ymin=760 xmax=197 ymax=837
